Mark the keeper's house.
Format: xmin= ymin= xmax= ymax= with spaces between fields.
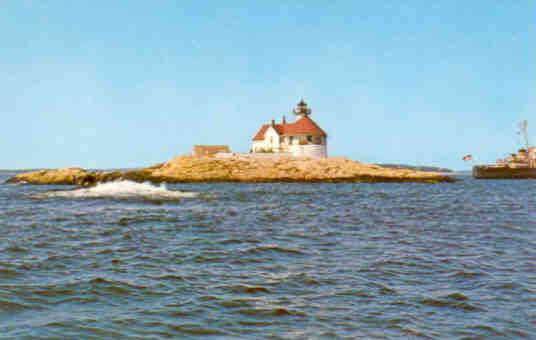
xmin=193 ymin=145 xmax=230 ymax=157
xmin=251 ymin=100 xmax=328 ymax=158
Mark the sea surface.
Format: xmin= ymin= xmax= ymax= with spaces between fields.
xmin=0 ymin=171 xmax=534 ymax=339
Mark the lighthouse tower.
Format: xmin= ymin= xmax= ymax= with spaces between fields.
xmin=292 ymin=99 xmax=312 ymax=121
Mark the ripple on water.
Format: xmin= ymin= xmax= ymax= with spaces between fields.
xmin=227 ymin=284 xmax=272 ymax=294
xmin=237 ymin=306 xmax=302 ymax=318
xmin=4 ymin=244 xmax=29 ymax=253
xmin=165 ymin=323 xmax=226 ymax=336
xmin=239 ymin=244 xmax=307 ymax=256
xmin=447 ymin=270 xmax=488 ymax=279
xmin=419 ymin=292 xmax=483 ymax=312
xmin=0 ymin=266 xmax=21 ymax=278
xmin=0 ymin=298 xmax=33 ymax=311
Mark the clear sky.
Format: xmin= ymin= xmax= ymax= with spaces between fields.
xmin=1 ymin=1 xmax=534 ymax=170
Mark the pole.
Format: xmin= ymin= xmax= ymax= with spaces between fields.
xmin=519 ymin=120 xmax=532 ymax=167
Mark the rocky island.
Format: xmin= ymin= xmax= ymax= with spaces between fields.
xmin=6 ymin=155 xmax=455 ymax=185
xmin=6 ymin=99 xmax=457 ymax=186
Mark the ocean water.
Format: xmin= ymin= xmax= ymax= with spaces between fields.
xmin=0 ymin=171 xmax=534 ymax=339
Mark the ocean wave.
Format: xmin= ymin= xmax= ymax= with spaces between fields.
xmin=34 ymin=181 xmax=198 ymax=200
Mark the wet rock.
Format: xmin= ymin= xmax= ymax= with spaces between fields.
xmin=5 ymin=168 xmax=97 ymax=185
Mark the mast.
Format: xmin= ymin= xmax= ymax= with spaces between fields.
xmin=519 ymin=120 xmax=533 ymax=167
xmin=519 ymin=120 xmax=529 ymax=151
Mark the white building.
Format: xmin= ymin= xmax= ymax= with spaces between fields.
xmin=251 ymin=100 xmax=328 ymax=158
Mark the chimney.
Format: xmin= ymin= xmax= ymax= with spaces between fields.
xmin=271 ymin=119 xmax=275 ymax=127
xmin=282 ymin=116 xmax=287 ymax=124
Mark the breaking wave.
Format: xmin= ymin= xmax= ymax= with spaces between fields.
xmin=35 ymin=181 xmax=197 ymax=200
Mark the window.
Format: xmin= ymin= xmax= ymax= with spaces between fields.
xmin=307 ymin=136 xmax=312 ymax=142
xmin=289 ymin=136 xmax=294 ymax=144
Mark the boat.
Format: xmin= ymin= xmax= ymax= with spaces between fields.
xmin=473 ymin=120 xmax=536 ymax=179
xmin=473 ymin=164 xmax=536 ymax=179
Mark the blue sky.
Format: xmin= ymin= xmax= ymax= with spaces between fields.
xmin=1 ymin=1 xmax=534 ymax=170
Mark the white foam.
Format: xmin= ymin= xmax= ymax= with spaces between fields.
xmin=36 ymin=180 xmax=197 ymax=200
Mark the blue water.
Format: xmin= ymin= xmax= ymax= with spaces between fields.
xmin=0 ymin=171 xmax=534 ymax=339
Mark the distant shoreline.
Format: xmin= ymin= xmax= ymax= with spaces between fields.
xmin=375 ymin=164 xmax=454 ymax=173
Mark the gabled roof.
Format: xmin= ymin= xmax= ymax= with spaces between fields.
xmin=252 ymin=116 xmax=327 ymax=141
xmin=252 ymin=125 xmax=271 ymax=141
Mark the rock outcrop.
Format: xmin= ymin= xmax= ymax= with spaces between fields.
xmin=5 ymin=168 xmax=95 ymax=185
xmin=6 ymin=155 xmax=456 ymax=185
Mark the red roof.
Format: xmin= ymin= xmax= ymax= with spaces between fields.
xmin=252 ymin=116 xmax=327 ymax=141
xmin=252 ymin=125 xmax=270 ymax=141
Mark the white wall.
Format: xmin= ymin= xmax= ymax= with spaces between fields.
xmin=289 ymin=144 xmax=328 ymax=158
xmin=251 ymin=126 xmax=280 ymax=152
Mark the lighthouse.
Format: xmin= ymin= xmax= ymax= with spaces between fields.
xmin=251 ymin=99 xmax=328 ymax=158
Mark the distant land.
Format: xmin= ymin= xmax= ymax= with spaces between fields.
xmin=376 ymin=164 xmax=454 ymax=173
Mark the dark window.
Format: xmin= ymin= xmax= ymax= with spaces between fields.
xmin=307 ymin=136 xmax=312 ymax=142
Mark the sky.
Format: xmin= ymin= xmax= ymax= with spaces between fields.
xmin=1 ymin=0 xmax=534 ymax=170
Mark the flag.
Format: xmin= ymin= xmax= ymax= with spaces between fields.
xmin=462 ymin=154 xmax=473 ymax=161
